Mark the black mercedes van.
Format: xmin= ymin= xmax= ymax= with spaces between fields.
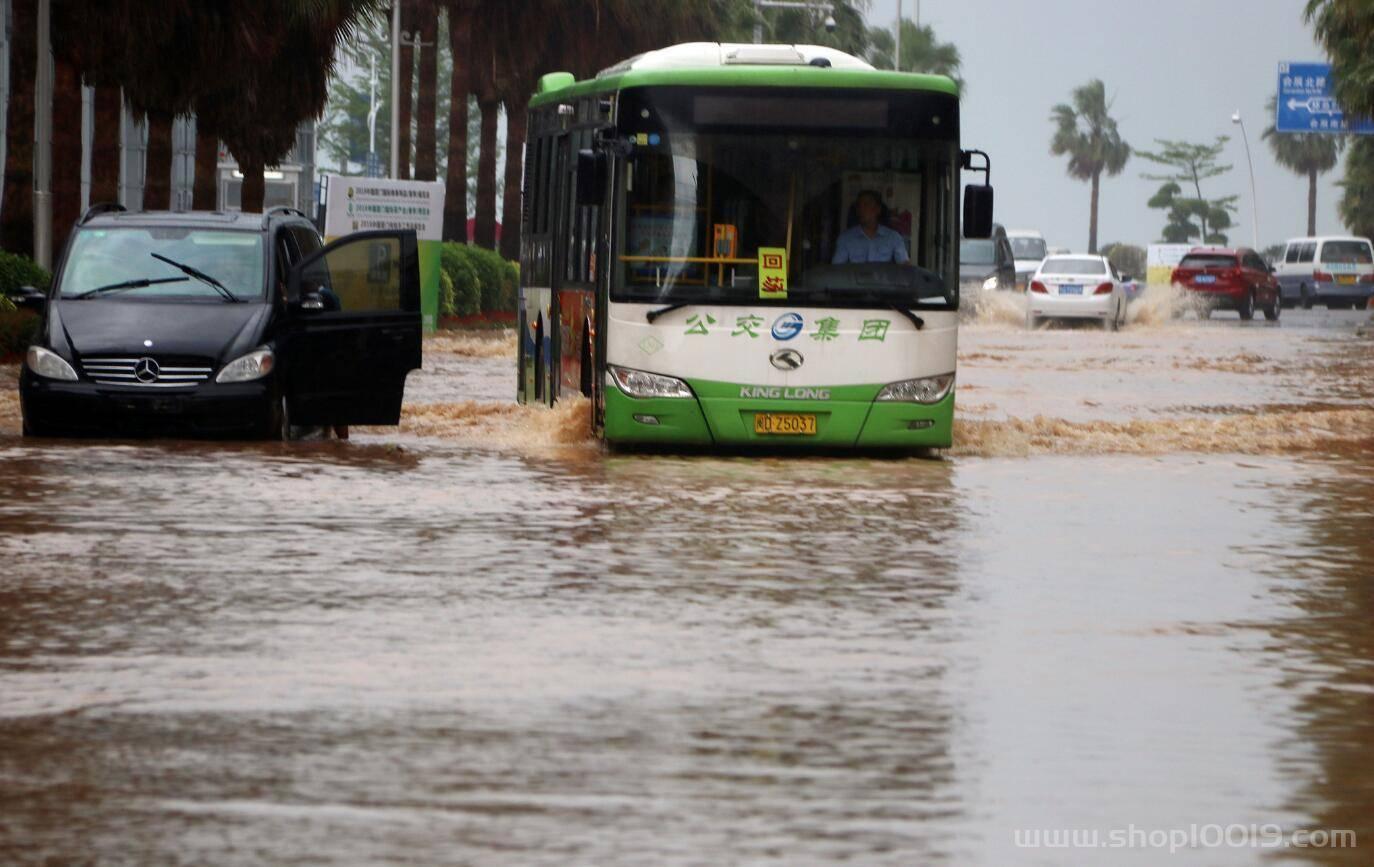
xmin=9 ymin=204 xmax=422 ymax=438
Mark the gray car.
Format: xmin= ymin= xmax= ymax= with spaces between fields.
xmin=959 ymin=224 xmax=1017 ymax=294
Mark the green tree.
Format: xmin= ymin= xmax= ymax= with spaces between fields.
xmin=1261 ymin=96 xmax=1343 ymax=236
xmin=1338 ymin=137 xmax=1374 ymax=240
xmin=1305 ymin=0 xmax=1374 ymax=122
xmin=865 ymin=20 xmax=962 ymax=92
xmin=1100 ymin=242 xmax=1146 ymax=279
xmin=1049 ymin=79 xmax=1131 ymax=254
xmin=1138 ymin=137 xmax=1237 ymax=245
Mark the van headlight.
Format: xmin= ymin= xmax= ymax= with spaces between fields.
xmin=607 ymin=365 xmax=693 ymax=399
xmin=876 ymin=373 xmax=955 ymax=404
xmin=216 ymin=347 xmax=275 ymax=383
xmin=25 ymin=346 xmax=78 ymax=381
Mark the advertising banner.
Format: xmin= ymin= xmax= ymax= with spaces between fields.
xmin=323 ymin=175 xmax=446 ymax=332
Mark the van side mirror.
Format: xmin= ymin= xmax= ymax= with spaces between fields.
xmin=576 ymin=149 xmax=607 ymax=207
xmin=7 ymin=284 xmax=47 ymax=311
xmin=963 ymin=185 xmax=994 ymax=239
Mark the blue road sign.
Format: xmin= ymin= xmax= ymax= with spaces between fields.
xmin=1277 ymin=62 xmax=1374 ymax=134
xmin=365 ymin=152 xmax=382 ymax=178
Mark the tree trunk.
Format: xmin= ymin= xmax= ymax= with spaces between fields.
xmin=397 ymin=1 xmax=415 ymax=180
xmin=51 ymin=58 xmax=83 ymax=256
xmin=144 ymin=112 xmax=174 ymax=210
xmin=413 ymin=0 xmax=439 ymax=181
xmin=1307 ymin=167 xmax=1318 ymax=237
xmin=1 ymin=0 xmax=36 ymax=257
xmin=1192 ymin=175 xmax=1207 ymax=243
xmin=193 ymin=127 xmax=219 ymax=210
xmin=443 ymin=9 xmax=472 ymax=242
xmin=474 ymin=97 xmax=499 ymax=249
xmin=90 ymin=87 xmax=122 ymax=205
xmin=239 ymin=159 xmax=265 ymax=213
xmin=1088 ymin=169 xmax=1100 ymax=254
xmin=500 ymin=96 xmax=527 ymax=261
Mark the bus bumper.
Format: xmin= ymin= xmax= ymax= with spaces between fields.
xmin=603 ymin=384 xmax=954 ymax=450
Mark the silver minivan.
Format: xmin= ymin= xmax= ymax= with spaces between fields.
xmin=1275 ymin=235 xmax=1374 ymax=309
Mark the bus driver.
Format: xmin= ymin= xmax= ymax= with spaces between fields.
xmin=831 ymin=190 xmax=910 ymax=265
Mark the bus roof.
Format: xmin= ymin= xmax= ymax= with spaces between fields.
xmin=529 ymin=42 xmax=960 ymax=107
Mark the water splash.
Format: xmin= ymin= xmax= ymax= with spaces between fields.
xmin=1127 ymin=282 xmax=1193 ymax=327
xmin=964 ymin=289 xmax=1029 ymax=328
xmin=951 ymin=408 xmax=1374 ymax=457
xmin=426 ymin=330 xmax=517 ymax=358
xmin=397 ymin=397 xmax=595 ymax=454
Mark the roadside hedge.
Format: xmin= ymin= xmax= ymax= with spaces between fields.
xmin=0 ymin=251 xmax=50 ymax=357
xmin=439 ymin=243 xmax=518 ymax=318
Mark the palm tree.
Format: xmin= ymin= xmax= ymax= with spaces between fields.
xmin=52 ymin=58 xmax=84 ymax=253
xmin=1050 ymin=79 xmax=1130 ymax=254
xmin=441 ymin=1 xmax=475 ymax=241
xmin=90 ymin=87 xmax=123 ymax=205
xmin=1 ymin=0 xmax=37 ymax=255
xmin=866 ymin=19 xmax=962 ymax=92
xmin=1339 ymin=137 xmax=1374 ymax=242
xmin=1262 ymin=96 xmax=1342 ymax=237
xmin=413 ymin=0 xmax=440 ymax=181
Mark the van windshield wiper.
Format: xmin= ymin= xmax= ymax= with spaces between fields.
xmin=150 ymin=253 xmax=240 ymax=302
xmin=73 ymin=276 xmax=189 ymax=299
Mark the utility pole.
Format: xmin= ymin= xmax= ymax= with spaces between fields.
xmin=33 ymin=0 xmax=53 ymax=267
xmin=896 ymin=0 xmax=901 ymax=70
xmin=389 ymin=1 xmax=401 ymax=179
xmin=1232 ymin=111 xmax=1260 ymax=249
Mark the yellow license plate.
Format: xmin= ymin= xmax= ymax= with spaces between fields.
xmin=1337 ymin=275 xmax=1358 ymax=285
xmin=753 ymin=412 xmax=817 ymax=436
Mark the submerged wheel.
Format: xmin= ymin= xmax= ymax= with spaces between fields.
xmin=1263 ymin=295 xmax=1281 ymax=322
xmin=1301 ymin=285 xmax=1313 ymax=309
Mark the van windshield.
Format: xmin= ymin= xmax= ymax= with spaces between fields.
xmin=59 ymin=228 xmax=265 ymax=300
xmin=1010 ymin=237 xmax=1047 ymax=260
xmin=959 ymin=239 xmax=997 ymax=266
xmin=1320 ymin=241 xmax=1373 ymax=264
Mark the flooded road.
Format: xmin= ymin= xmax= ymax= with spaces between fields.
xmin=2 ymin=303 xmax=1373 ymax=864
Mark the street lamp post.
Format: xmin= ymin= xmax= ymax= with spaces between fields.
xmin=1232 ymin=110 xmax=1259 ymax=250
xmin=33 ymin=0 xmax=53 ymax=268
xmin=753 ymin=0 xmax=837 ymax=44
xmin=389 ymin=1 xmax=401 ymax=179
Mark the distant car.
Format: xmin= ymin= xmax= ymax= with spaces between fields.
xmin=1274 ymin=235 xmax=1374 ymax=309
xmin=1170 ymin=247 xmax=1281 ymax=321
xmin=1026 ymin=254 xmax=1128 ymax=331
xmin=10 ymin=205 xmax=423 ymax=438
xmin=959 ymin=223 xmax=1017 ymax=295
xmin=1006 ymin=229 xmax=1048 ymax=291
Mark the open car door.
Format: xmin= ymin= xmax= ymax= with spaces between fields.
xmin=285 ymin=230 xmax=422 ymax=426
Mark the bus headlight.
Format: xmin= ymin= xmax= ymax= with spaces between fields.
xmin=876 ymin=373 xmax=955 ymax=404
xmin=26 ymin=346 xmax=78 ymax=381
xmin=607 ymin=365 xmax=694 ymax=399
xmin=216 ymin=347 xmax=275 ymax=383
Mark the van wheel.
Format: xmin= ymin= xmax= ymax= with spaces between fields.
xmin=1300 ymin=285 xmax=1313 ymax=309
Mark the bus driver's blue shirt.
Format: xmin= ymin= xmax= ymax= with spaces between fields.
xmin=832 ymin=224 xmax=910 ymax=265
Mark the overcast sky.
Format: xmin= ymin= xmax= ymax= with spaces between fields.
xmin=864 ymin=0 xmax=1345 ymax=251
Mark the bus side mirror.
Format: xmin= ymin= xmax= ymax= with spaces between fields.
xmin=576 ymin=149 xmax=607 ymax=206
xmin=963 ymin=185 xmax=994 ymax=239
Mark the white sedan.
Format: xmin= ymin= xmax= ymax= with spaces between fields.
xmin=1026 ymin=254 xmax=1128 ymax=331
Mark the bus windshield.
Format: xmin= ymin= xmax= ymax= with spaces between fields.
xmin=612 ymin=115 xmax=958 ymax=310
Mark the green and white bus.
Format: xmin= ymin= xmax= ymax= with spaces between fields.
xmin=517 ymin=42 xmax=993 ymax=449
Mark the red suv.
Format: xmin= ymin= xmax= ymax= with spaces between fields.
xmin=1171 ymin=247 xmax=1281 ymax=321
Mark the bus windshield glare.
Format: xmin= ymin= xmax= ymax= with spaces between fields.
xmin=612 ymin=94 xmax=958 ymax=310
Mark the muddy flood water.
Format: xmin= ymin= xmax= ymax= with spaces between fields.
xmin=2 ymin=296 xmax=1373 ymax=865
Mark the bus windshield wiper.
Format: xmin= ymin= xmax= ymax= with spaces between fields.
xmin=645 ymin=302 xmax=690 ymax=323
xmin=890 ymin=306 xmax=925 ymax=330
xmin=150 ymin=253 xmax=240 ymax=302
xmin=73 ymin=276 xmax=189 ymax=299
